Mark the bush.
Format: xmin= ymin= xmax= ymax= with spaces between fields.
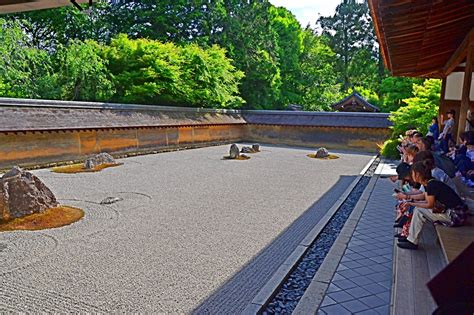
xmin=380 ymin=139 xmax=400 ymax=159
xmin=389 ymin=79 xmax=441 ymax=137
xmin=381 ymin=79 xmax=441 ymax=159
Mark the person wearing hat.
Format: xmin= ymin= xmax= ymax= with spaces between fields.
xmin=439 ymin=110 xmax=455 ymax=154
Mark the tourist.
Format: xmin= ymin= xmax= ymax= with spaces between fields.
xmin=415 ymin=137 xmax=432 ymax=152
xmin=413 ymin=150 xmax=457 ymax=192
xmin=402 ymin=144 xmax=418 ymax=165
xmin=427 ymin=117 xmax=439 ymax=140
xmin=397 ymin=161 xmax=468 ymax=250
xmin=393 ymin=164 xmax=424 ymax=238
xmin=439 ymin=110 xmax=455 ymax=154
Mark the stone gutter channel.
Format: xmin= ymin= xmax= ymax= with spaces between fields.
xmin=243 ymin=156 xmax=380 ymax=314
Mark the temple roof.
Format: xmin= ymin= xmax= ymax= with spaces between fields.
xmin=330 ymin=92 xmax=380 ymax=113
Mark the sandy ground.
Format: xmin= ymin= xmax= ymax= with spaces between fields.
xmin=0 ymin=144 xmax=373 ymax=313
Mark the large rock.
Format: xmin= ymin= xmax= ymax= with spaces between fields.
xmin=0 ymin=166 xmax=58 ymax=221
xmin=315 ymin=147 xmax=330 ymax=158
xmin=241 ymin=146 xmax=253 ymax=153
xmin=241 ymin=144 xmax=261 ymax=153
xmin=229 ymin=144 xmax=240 ymax=159
xmin=84 ymin=153 xmax=116 ymax=169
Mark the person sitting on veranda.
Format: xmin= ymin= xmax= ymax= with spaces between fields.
xmin=415 ymin=136 xmax=433 ymax=152
xmin=413 ymin=150 xmax=457 ymax=192
xmin=397 ymin=161 xmax=468 ymax=250
xmin=394 ymin=151 xmax=457 ymax=240
xmin=402 ymin=144 xmax=418 ymax=165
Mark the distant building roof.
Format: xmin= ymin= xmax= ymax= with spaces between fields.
xmin=330 ymin=92 xmax=380 ymax=113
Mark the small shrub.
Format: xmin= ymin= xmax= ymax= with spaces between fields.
xmin=380 ymin=139 xmax=400 ymax=160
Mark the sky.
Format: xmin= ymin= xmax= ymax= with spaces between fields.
xmin=269 ymin=0 xmax=340 ymax=28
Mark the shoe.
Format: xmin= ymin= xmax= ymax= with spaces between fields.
xmin=397 ymin=240 xmax=418 ymax=250
xmin=394 ymin=216 xmax=408 ymax=228
xmin=394 ymin=233 xmax=403 ymax=238
xmin=398 ymin=237 xmax=408 ymax=242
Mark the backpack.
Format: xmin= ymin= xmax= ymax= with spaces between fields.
xmin=433 ymin=152 xmax=456 ymax=178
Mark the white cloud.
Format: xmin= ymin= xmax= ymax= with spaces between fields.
xmin=269 ymin=0 xmax=340 ymax=28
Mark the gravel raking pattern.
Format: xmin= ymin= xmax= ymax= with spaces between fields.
xmin=0 ymin=145 xmax=373 ymax=313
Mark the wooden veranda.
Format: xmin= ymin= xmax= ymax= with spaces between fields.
xmin=369 ymin=0 xmax=474 ymax=140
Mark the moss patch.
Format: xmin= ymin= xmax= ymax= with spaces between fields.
xmin=307 ymin=154 xmax=340 ymax=160
xmin=222 ymin=155 xmax=251 ymax=160
xmin=242 ymin=149 xmax=260 ymax=154
xmin=51 ymin=163 xmax=123 ymax=174
xmin=0 ymin=206 xmax=84 ymax=232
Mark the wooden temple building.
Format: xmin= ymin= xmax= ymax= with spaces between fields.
xmin=369 ymin=0 xmax=474 ymax=140
xmin=331 ymin=92 xmax=380 ymax=112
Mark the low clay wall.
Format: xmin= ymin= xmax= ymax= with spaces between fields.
xmin=0 ymin=125 xmax=245 ymax=169
xmin=243 ymin=125 xmax=390 ymax=151
xmin=0 ymin=98 xmax=391 ymax=170
xmin=242 ymin=110 xmax=391 ymax=151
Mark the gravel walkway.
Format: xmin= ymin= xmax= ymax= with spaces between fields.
xmin=0 ymin=144 xmax=372 ymax=313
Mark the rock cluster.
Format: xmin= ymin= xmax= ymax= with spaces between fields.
xmin=241 ymin=144 xmax=260 ymax=153
xmin=0 ymin=166 xmax=58 ymax=221
xmin=84 ymin=153 xmax=116 ymax=169
xmin=315 ymin=147 xmax=330 ymax=158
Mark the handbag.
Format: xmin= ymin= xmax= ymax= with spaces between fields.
xmin=446 ymin=204 xmax=468 ymax=227
xmin=432 ymin=200 xmax=446 ymax=213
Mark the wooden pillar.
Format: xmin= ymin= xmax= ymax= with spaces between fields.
xmin=439 ymin=78 xmax=447 ymax=124
xmin=457 ymin=43 xmax=474 ymax=141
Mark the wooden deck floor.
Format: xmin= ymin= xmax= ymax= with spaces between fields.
xmin=435 ymin=216 xmax=474 ymax=263
xmin=392 ymin=224 xmax=447 ymax=315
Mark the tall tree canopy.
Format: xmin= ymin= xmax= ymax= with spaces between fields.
xmin=1 ymin=0 xmax=434 ymax=114
xmin=318 ymin=0 xmax=377 ymax=91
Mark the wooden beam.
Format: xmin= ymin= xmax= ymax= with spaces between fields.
xmin=457 ymin=44 xmax=474 ymax=141
xmin=443 ymin=28 xmax=474 ymax=76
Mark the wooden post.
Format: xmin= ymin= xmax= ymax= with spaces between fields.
xmin=457 ymin=43 xmax=474 ymax=141
xmin=439 ymin=78 xmax=447 ymax=126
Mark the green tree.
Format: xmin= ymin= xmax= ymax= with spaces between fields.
xmin=8 ymin=2 xmax=113 ymax=49
xmin=390 ymin=79 xmax=441 ymax=137
xmin=0 ymin=19 xmax=53 ymax=98
xmin=104 ymin=35 xmax=244 ymax=108
xmin=379 ymin=76 xmax=423 ymax=112
xmin=298 ymin=30 xmax=342 ymax=111
xmin=216 ymin=1 xmax=281 ymax=109
xmin=318 ymin=0 xmax=378 ymax=91
xmin=51 ymin=40 xmax=114 ymax=101
xmin=270 ymin=6 xmax=303 ymax=106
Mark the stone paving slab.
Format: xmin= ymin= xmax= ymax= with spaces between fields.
xmin=318 ymin=177 xmax=396 ymax=315
xmin=0 ymin=144 xmax=373 ymax=313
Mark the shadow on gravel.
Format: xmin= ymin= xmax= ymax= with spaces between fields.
xmin=193 ymin=175 xmax=357 ymax=314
